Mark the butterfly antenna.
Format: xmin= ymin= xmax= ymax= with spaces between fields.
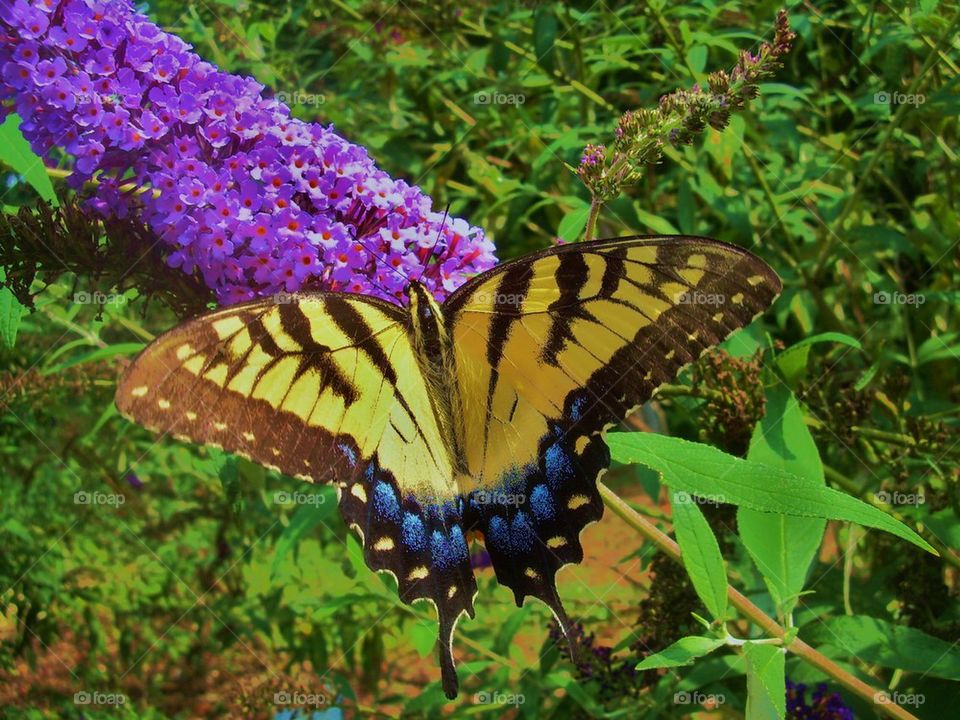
xmin=413 ymin=204 xmax=450 ymax=285
xmin=346 ymin=233 xmax=414 ymax=302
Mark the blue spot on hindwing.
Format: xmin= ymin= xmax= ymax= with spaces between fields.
xmin=488 ymin=516 xmax=509 ymax=551
xmin=449 ymin=525 xmax=468 ymax=558
xmin=544 ymin=441 xmax=574 ymax=489
xmin=510 ymin=512 xmax=535 ymax=552
xmin=530 ymin=484 xmax=555 ymax=520
xmin=402 ymin=513 xmax=426 ymax=551
xmin=431 ymin=526 xmax=468 ymax=568
xmin=373 ymin=481 xmax=400 ymax=520
xmin=570 ymin=394 xmax=587 ymax=422
xmin=337 ymin=442 xmax=357 ymax=467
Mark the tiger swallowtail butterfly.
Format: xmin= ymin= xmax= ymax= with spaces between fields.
xmin=116 ymin=235 xmax=780 ymax=697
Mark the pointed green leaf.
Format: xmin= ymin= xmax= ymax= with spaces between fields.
xmin=671 ymin=489 xmax=728 ymax=621
xmin=739 ymin=386 xmax=826 ymax=615
xmin=41 ymin=342 xmax=145 ymax=376
xmin=0 ymin=114 xmax=57 ymax=203
xmin=636 ymin=635 xmax=725 ymax=670
xmin=776 ymin=332 xmax=862 ymax=385
xmin=634 ymin=205 xmax=679 ymax=234
xmin=272 ymin=487 xmax=337 ymax=578
xmin=410 ymin=617 xmax=437 ymax=658
xmin=557 ymin=202 xmax=590 ymax=242
xmin=744 ymin=642 xmax=785 ymax=719
xmin=607 ymin=433 xmax=935 ymax=553
xmin=806 ymin=616 xmax=960 ymax=680
xmin=533 ymin=6 xmax=557 ymax=72
xmin=0 ymin=285 xmax=25 ymax=349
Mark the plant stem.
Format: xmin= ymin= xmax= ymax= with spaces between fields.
xmin=598 ymin=482 xmax=920 ymax=720
xmin=583 ymin=197 xmax=602 ymax=242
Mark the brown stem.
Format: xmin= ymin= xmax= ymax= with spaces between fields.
xmin=599 ymin=482 xmax=920 ymax=720
xmin=583 ymin=197 xmax=602 ymax=242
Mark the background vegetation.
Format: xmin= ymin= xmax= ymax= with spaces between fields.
xmin=1 ymin=0 xmax=957 ymax=717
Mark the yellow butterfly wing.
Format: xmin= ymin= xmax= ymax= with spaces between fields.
xmin=444 ymin=235 xmax=780 ymax=638
xmin=116 ymin=294 xmax=477 ymax=693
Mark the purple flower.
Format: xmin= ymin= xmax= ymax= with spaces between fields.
xmin=786 ymin=680 xmax=855 ymax=719
xmin=1 ymin=0 xmax=496 ymax=305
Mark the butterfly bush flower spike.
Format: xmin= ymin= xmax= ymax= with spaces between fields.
xmin=579 ymin=10 xmax=795 ymax=238
xmin=0 ymin=0 xmax=496 ymax=305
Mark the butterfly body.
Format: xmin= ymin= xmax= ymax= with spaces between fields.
xmin=116 ymin=235 xmax=781 ymax=698
xmin=405 ymin=281 xmax=470 ymax=478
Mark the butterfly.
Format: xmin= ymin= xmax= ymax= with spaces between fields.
xmin=116 ymin=235 xmax=780 ymax=698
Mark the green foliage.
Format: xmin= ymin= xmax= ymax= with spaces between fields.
xmin=2 ymin=1 xmax=959 ymax=718
xmin=670 ymin=489 xmax=728 ymax=623
xmin=0 ymin=269 xmax=24 ymax=349
xmin=607 ymin=432 xmax=934 ymax=552
xmin=738 ymin=385 xmax=826 ymax=617
xmin=0 ymin=115 xmax=57 ymax=205
xmin=635 ymin=636 xmax=725 ymax=671
xmin=807 ymin=616 xmax=960 ymax=681
xmin=744 ymin=642 xmax=786 ymax=719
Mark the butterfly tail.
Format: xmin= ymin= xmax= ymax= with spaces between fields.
xmin=438 ymin=602 xmax=470 ymax=699
xmin=436 ymin=559 xmax=476 ymax=699
xmin=543 ymin=588 xmax=582 ymax=666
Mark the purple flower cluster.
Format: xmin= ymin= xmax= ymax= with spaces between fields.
xmin=786 ymin=680 xmax=855 ymax=719
xmin=548 ymin=620 xmax=640 ymax=703
xmin=0 ymin=0 xmax=496 ymax=305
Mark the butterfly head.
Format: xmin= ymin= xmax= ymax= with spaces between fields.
xmin=405 ymin=281 xmax=442 ymax=323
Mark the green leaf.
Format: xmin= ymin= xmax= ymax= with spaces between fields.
xmin=738 ymin=386 xmax=826 ymax=615
xmin=807 ymin=616 xmax=960 ymax=680
xmin=854 ymin=361 xmax=881 ymax=391
xmin=636 ymin=635 xmax=725 ymax=670
xmin=346 ymin=533 xmax=369 ymax=581
xmin=915 ymin=334 xmax=960 ymax=365
xmin=563 ymin=681 xmax=601 ymax=714
xmin=410 ymin=617 xmax=437 ymax=658
xmin=402 ymin=683 xmax=447 ymax=713
xmin=557 ymin=202 xmax=590 ymax=242
xmin=721 ymin=324 xmax=765 ymax=358
xmin=923 ymin=508 xmax=960 ymax=550
xmin=494 ymin=605 xmax=530 ymax=656
xmin=41 ymin=342 xmax=145 ymax=376
xmin=744 ymin=642 xmax=785 ymax=719
xmin=0 ymin=285 xmax=25 ymax=350
xmin=0 ymin=114 xmax=58 ymax=204
xmin=607 ymin=433 xmax=935 ymax=553
xmin=533 ymin=6 xmax=557 ymax=72
xmin=671 ymin=489 xmax=728 ymax=621
xmin=271 ymin=488 xmax=337 ymax=578
xmin=634 ymin=205 xmax=679 ymax=235
xmin=776 ymin=332 xmax=862 ymax=385
xmin=685 ymin=45 xmax=708 ymax=75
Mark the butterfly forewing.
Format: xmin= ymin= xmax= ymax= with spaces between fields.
xmin=443 ymin=236 xmax=781 ymax=635
xmin=116 ymin=293 xmax=478 ymax=695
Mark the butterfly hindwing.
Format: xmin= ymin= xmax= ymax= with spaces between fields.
xmin=445 ymin=235 xmax=780 ymax=639
xmin=116 ymin=293 xmax=477 ymax=696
